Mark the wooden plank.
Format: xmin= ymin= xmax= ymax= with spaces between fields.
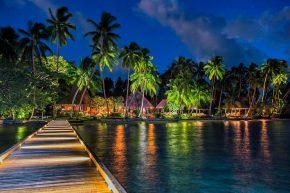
xmin=73 ymin=126 xmax=127 ymax=193
xmin=0 ymin=120 xmax=113 ymax=193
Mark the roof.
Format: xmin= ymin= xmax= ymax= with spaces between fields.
xmin=127 ymin=91 xmax=154 ymax=109
xmin=156 ymin=99 xmax=166 ymax=109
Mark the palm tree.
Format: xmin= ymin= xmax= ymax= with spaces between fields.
xmin=47 ymin=6 xmax=76 ymax=73
xmin=203 ymin=56 xmax=225 ymax=115
xmin=247 ymin=63 xmax=261 ymax=109
xmin=130 ymin=48 xmax=159 ymax=117
xmin=189 ymin=84 xmax=211 ymax=113
xmin=272 ymin=72 xmax=288 ymax=101
xmin=235 ymin=63 xmax=247 ymax=100
xmin=19 ymin=22 xmax=52 ymax=119
xmin=119 ymin=42 xmax=141 ymax=117
xmin=196 ymin=62 xmax=206 ymax=84
xmin=69 ymin=59 xmax=100 ymax=117
xmin=166 ymin=75 xmax=190 ymax=113
xmin=0 ymin=27 xmax=19 ymax=62
xmin=260 ymin=59 xmax=287 ymax=103
xmin=77 ymin=57 xmax=100 ymax=107
xmin=85 ymin=12 xmax=120 ymax=115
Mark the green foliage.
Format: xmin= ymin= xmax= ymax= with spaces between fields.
xmin=0 ymin=60 xmax=33 ymax=119
xmin=47 ymin=6 xmax=76 ymax=47
xmin=86 ymin=12 xmax=120 ymax=72
xmin=204 ymin=56 xmax=225 ymax=81
xmin=165 ymin=72 xmax=211 ymax=112
xmin=130 ymin=49 xmax=160 ymax=97
xmin=41 ymin=55 xmax=74 ymax=77
xmin=272 ymin=72 xmax=288 ymax=86
xmin=119 ymin=42 xmax=141 ymax=69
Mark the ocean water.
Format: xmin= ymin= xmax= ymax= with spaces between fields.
xmin=74 ymin=120 xmax=290 ymax=193
xmin=0 ymin=123 xmax=43 ymax=154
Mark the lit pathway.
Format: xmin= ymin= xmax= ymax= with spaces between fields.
xmin=0 ymin=120 xmax=111 ymax=193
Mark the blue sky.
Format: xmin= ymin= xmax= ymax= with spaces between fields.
xmin=0 ymin=0 xmax=289 ymax=78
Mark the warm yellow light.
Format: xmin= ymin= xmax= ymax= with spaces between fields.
xmin=30 ymin=137 xmax=76 ymax=141
xmin=37 ymin=133 xmax=76 ymax=136
xmin=22 ymin=143 xmax=83 ymax=149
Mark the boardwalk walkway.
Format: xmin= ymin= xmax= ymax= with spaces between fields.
xmin=0 ymin=120 xmax=111 ymax=193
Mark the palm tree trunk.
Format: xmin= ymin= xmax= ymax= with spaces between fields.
xmin=89 ymin=98 xmax=92 ymax=116
xmin=251 ymin=88 xmax=256 ymax=107
xmin=56 ymin=37 xmax=60 ymax=73
xmin=70 ymin=88 xmax=80 ymax=118
xmin=30 ymin=44 xmax=36 ymax=120
xmin=218 ymin=82 xmax=223 ymax=116
xmin=125 ymin=69 xmax=130 ymax=117
xmin=209 ymin=79 xmax=215 ymax=115
xmin=246 ymin=88 xmax=257 ymax=117
xmin=261 ymin=73 xmax=268 ymax=103
xmin=12 ymin=111 xmax=15 ymax=120
xmin=238 ymin=78 xmax=242 ymax=100
xmin=139 ymin=91 xmax=145 ymax=117
xmin=78 ymin=89 xmax=86 ymax=111
xmin=272 ymin=87 xmax=275 ymax=104
xmin=248 ymin=84 xmax=252 ymax=107
xmin=283 ymin=88 xmax=290 ymax=100
xmin=102 ymin=74 xmax=110 ymax=115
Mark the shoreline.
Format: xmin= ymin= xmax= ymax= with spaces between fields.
xmin=1 ymin=117 xmax=289 ymax=125
xmin=0 ymin=119 xmax=47 ymax=125
xmin=69 ymin=117 xmax=290 ymax=125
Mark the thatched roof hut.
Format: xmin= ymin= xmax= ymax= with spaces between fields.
xmin=156 ymin=99 xmax=166 ymax=109
xmin=127 ymin=91 xmax=154 ymax=110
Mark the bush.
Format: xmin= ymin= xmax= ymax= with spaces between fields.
xmin=180 ymin=113 xmax=191 ymax=119
xmin=109 ymin=112 xmax=124 ymax=118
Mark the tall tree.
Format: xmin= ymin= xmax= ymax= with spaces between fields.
xmin=159 ymin=56 xmax=196 ymax=100
xmin=247 ymin=63 xmax=261 ymax=108
xmin=166 ymin=72 xmax=193 ymax=113
xmin=119 ymin=42 xmax=141 ymax=117
xmin=19 ymin=22 xmax=52 ymax=119
xmin=0 ymin=27 xmax=19 ymax=62
xmin=85 ymin=12 xmax=120 ymax=115
xmin=260 ymin=59 xmax=287 ymax=103
xmin=47 ymin=6 xmax=76 ymax=73
xmin=77 ymin=57 xmax=100 ymax=107
xmin=130 ymin=48 xmax=159 ymax=117
xmin=69 ymin=58 xmax=100 ymax=117
xmin=235 ymin=63 xmax=248 ymax=100
xmin=272 ymin=72 xmax=288 ymax=101
xmin=203 ymin=56 xmax=225 ymax=115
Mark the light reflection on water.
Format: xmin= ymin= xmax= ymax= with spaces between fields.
xmin=74 ymin=120 xmax=290 ymax=193
xmin=0 ymin=123 xmax=43 ymax=154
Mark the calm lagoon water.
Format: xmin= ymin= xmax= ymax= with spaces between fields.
xmin=0 ymin=123 xmax=43 ymax=154
xmin=74 ymin=120 xmax=290 ymax=193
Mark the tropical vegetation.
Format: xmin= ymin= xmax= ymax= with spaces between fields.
xmin=0 ymin=6 xmax=289 ymax=120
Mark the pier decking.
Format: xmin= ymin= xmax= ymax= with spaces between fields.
xmin=0 ymin=120 xmax=112 ymax=193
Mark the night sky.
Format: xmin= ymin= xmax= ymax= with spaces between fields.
xmin=0 ymin=0 xmax=289 ymax=78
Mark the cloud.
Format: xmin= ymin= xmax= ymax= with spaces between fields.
xmin=2 ymin=0 xmax=57 ymax=14
xmin=225 ymin=6 xmax=290 ymax=54
xmin=223 ymin=17 xmax=262 ymax=41
xmin=138 ymin=0 xmax=290 ymax=66
xmin=28 ymin=0 xmax=57 ymax=14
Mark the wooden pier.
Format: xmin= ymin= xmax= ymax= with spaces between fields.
xmin=0 ymin=120 xmax=125 ymax=193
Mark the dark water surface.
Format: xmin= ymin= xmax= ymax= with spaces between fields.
xmin=74 ymin=120 xmax=290 ymax=193
xmin=0 ymin=123 xmax=43 ymax=154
